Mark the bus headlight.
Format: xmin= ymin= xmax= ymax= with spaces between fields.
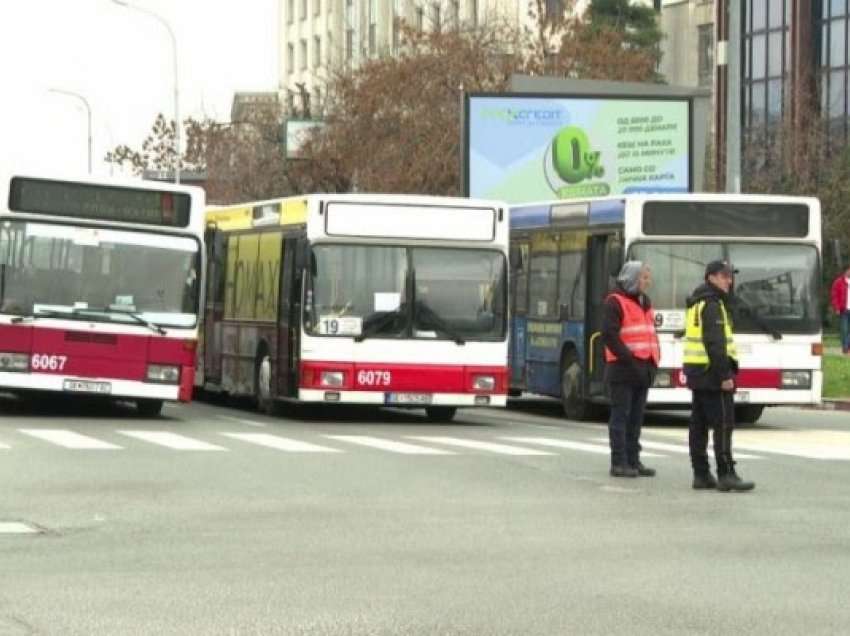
xmin=472 ymin=375 xmax=496 ymax=391
xmin=781 ymin=370 xmax=811 ymax=389
xmin=320 ymin=371 xmax=345 ymax=388
xmin=146 ymin=364 xmax=181 ymax=384
xmin=0 ymin=352 xmax=29 ymax=372
xmin=653 ymin=370 xmax=672 ymax=388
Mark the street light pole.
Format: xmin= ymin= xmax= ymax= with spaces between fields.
xmin=49 ymin=88 xmax=92 ymax=174
xmin=112 ymin=0 xmax=181 ymax=184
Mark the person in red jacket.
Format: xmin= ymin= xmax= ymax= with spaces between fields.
xmin=831 ymin=264 xmax=850 ymax=353
xmin=602 ymin=261 xmax=659 ymax=478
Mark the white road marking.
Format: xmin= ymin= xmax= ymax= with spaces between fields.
xmin=18 ymin=429 xmax=122 ymax=450
xmin=607 ymin=439 xmax=761 ymax=460
xmin=0 ymin=440 xmax=9 ymax=449
xmin=324 ymin=435 xmax=453 ymax=455
xmin=408 ymin=436 xmax=554 ymax=456
xmin=642 ymin=429 xmax=849 ymax=460
xmin=0 ymin=522 xmax=40 ymax=534
xmin=221 ymin=433 xmax=341 ymax=453
xmin=117 ymin=431 xmax=227 ymax=451
xmin=216 ymin=415 xmax=268 ymax=428
xmin=505 ymin=436 xmax=664 ymax=457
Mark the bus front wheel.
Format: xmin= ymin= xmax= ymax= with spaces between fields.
xmin=425 ymin=406 xmax=456 ymax=422
xmin=136 ymin=399 xmax=163 ymax=418
xmin=735 ymin=405 xmax=764 ymax=425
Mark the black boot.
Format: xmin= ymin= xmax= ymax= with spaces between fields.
xmin=717 ymin=470 xmax=755 ymax=492
xmin=610 ymin=465 xmax=638 ymax=478
xmin=633 ymin=462 xmax=656 ymax=477
xmin=692 ymin=471 xmax=718 ymax=490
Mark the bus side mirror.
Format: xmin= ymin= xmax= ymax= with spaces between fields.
xmin=509 ymin=245 xmax=524 ymax=271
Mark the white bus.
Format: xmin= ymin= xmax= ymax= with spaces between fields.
xmin=199 ymin=194 xmax=509 ymax=421
xmin=509 ymin=193 xmax=822 ymax=423
xmin=0 ymin=174 xmax=206 ymax=416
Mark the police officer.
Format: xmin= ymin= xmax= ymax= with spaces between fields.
xmin=684 ymin=260 xmax=755 ymax=492
xmin=602 ymin=261 xmax=659 ymax=478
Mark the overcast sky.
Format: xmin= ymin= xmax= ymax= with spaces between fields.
xmin=0 ymin=0 xmax=278 ymax=178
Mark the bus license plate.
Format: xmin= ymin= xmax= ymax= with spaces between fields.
xmin=386 ymin=392 xmax=432 ymax=405
xmin=63 ymin=379 xmax=112 ymax=395
xmin=735 ymin=391 xmax=750 ymax=403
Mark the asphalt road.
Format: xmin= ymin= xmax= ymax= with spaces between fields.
xmin=1 ymin=394 xmax=849 ymax=635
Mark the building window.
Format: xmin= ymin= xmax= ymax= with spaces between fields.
xmin=545 ymin=0 xmax=564 ymax=19
xmin=314 ymin=36 xmax=321 ymax=67
xmin=698 ymin=24 xmax=714 ymax=88
xmin=300 ymin=39 xmax=308 ymax=70
xmin=301 ymin=0 xmax=307 ymax=20
xmin=314 ymin=0 xmax=320 ymax=16
xmin=432 ymin=3 xmax=441 ymax=33
xmin=742 ymin=0 xmax=790 ymax=165
xmin=472 ymin=0 xmax=479 ymax=27
xmin=287 ymin=0 xmax=294 ymax=23
xmin=416 ymin=7 xmax=424 ymax=32
xmin=313 ymin=87 xmax=321 ymax=115
xmin=287 ymin=43 xmax=294 ymax=74
xmin=450 ymin=0 xmax=460 ymax=31
xmin=817 ymin=0 xmax=850 ymax=145
xmin=345 ymin=28 xmax=354 ymax=62
xmin=369 ymin=0 xmax=377 ymax=55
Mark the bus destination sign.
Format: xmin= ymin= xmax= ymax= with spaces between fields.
xmin=8 ymin=177 xmax=191 ymax=228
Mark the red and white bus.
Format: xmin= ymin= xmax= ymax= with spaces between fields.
xmin=199 ymin=194 xmax=509 ymax=421
xmin=0 ymin=174 xmax=205 ymax=416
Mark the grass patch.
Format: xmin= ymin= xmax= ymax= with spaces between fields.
xmin=823 ymin=354 xmax=850 ymax=399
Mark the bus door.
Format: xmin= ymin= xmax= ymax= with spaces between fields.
xmin=585 ymin=233 xmax=623 ymax=400
xmin=276 ymin=236 xmax=303 ymax=397
xmin=508 ymin=241 xmax=529 ymax=389
xmin=203 ymin=229 xmax=227 ymax=384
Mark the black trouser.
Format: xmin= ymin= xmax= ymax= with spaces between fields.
xmin=689 ymin=390 xmax=735 ymax=475
xmin=608 ymin=382 xmax=648 ymax=467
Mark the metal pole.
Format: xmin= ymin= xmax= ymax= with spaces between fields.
xmin=725 ymin=0 xmax=742 ymax=193
xmin=49 ymin=89 xmax=92 ymax=174
xmin=112 ymin=0 xmax=180 ymax=184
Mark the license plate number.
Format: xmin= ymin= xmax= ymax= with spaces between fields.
xmin=63 ymin=379 xmax=112 ymax=394
xmin=386 ymin=392 xmax=432 ymax=405
xmin=735 ymin=391 xmax=750 ymax=403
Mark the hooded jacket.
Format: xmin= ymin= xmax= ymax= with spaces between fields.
xmin=683 ymin=282 xmax=739 ymax=391
xmin=601 ymin=262 xmax=657 ymax=387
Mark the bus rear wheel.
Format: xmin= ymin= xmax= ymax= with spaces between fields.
xmin=255 ymin=353 xmax=278 ymax=416
xmin=425 ymin=406 xmax=457 ymax=422
xmin=735 ymin=405 xmax=764 ymax=425
xmin=136 ymin=399 xmax=163 ymax=418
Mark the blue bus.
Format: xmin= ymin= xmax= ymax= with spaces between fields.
xmin=508 ymin=194 xmax=823 ymax=423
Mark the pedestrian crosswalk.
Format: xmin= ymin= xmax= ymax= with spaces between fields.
xmin=2 ymin=425 xmax=850 ymax=462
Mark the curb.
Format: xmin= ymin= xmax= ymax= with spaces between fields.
xmin=806 ymin=399 xmax=850 ymax=411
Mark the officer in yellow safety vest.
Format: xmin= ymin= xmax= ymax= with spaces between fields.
xmin=684 ymin=260 xmax=755 ymax=492
xmin=602 ymin=261 xmax=659 ymax=478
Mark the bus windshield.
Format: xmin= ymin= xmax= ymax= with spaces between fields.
xmin=306 ymin=245 xmax=507 ymax=341
xmin=0 ymin=220 xmax=200 ymax=328
xmin=630 ymin=241 xmax=820 ymax=334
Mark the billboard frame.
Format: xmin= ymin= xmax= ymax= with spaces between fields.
xmin=462 ymin=91 xmax=694 ymax=200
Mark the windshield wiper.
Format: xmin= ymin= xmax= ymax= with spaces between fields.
xmin=731 ymin=296 xmax=783 ymax=341
xmin=415 ymin=301 xmax=466 ymax=345
xmin=10 ymin=309 xmax=79 ymax=324
xmin=354 ymin=309 xmax=406 ymax=343
xmin=89 ymin=307 xmax=167 ymax=335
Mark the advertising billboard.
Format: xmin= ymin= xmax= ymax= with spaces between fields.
xmin=464 ymin=93 xmax=692 ymax=203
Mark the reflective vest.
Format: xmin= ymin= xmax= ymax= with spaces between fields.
xmin=683 ymin=299 xmax=738 ymax=367
xmin=604 ymin=292 xmax=660 ymax=365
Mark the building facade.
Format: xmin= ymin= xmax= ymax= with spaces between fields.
xmin=278 ymin=0 xmax=568 ymax=117
xmin=660 ymin=0 xmax=850 ymax=188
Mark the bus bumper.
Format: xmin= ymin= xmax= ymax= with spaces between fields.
xmin=0 ymin=371 xmax=182 ymax=401
xmin=298 ymin=389 xmax=507 ymax=408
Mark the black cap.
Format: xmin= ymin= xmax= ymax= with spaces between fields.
xmin=705 ymin=260 xmax=738 ymax=278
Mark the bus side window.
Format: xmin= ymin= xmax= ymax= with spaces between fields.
xmin=511 ymin=242 xmax=529 ymax=315
xmin=529 ymin=233 xmax=558 ymax=319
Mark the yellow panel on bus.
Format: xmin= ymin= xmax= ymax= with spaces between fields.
xmin=223 ymin=231 xmax=282 ymax=322
xmin=281 ymin=199 xmax=308 ymax=226
xmin=206 ymin=206 xmax=253 ymax=231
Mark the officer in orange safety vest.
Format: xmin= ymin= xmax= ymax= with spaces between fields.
xmin=602 ymin=261 xmax=660 ymax=478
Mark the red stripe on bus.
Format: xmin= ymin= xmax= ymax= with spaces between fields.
xmin=672 ymin=368 xmax=782 ymax=389
xmin=299 ymin=360 xmax=509 ymax=394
